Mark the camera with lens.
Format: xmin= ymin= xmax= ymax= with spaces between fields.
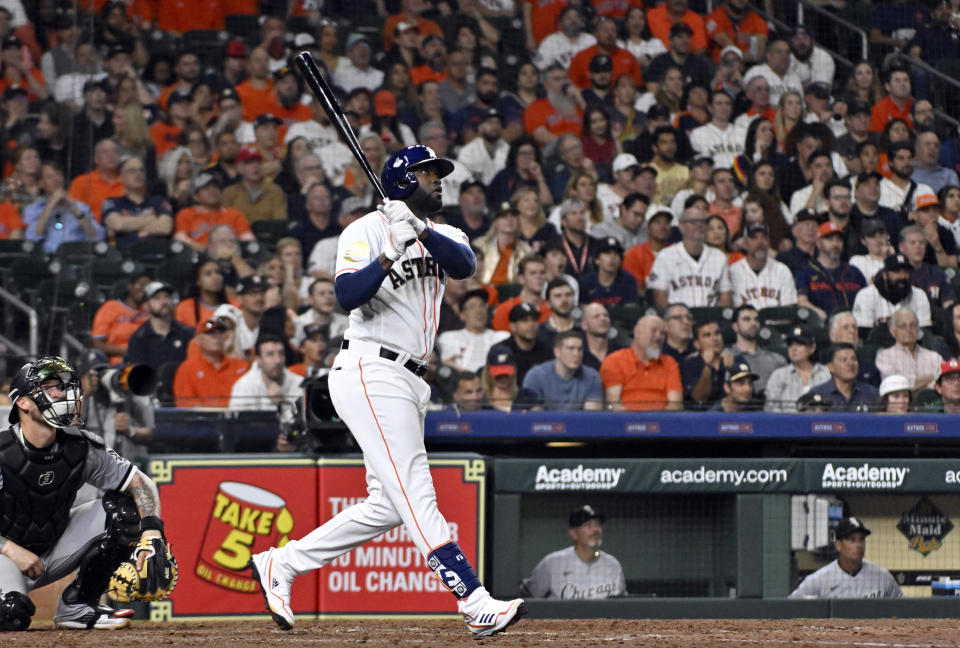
xmin=97 ymin=364 xmax=159 ymax=404
xmin=277 ymin=374 xmax=353 ymax=453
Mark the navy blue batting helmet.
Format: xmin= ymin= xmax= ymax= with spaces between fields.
xmin=381 ymin=145 xmax=455 ymax=199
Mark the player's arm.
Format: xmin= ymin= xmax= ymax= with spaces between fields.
xmin=125 ymin=469 xmax=162 ymax=539
xmin=0 ymin=534 xmax=44 ymax=578
xmin=335 ymin=220 xmax=418 ymax=311
xmin=382 ymin=200 xmax=476 ymax=279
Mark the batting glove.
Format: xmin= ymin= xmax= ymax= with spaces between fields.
xmin=380 ymin=199 xmax=427 ymax=236
xmin=383 ymin=219 xmax=418 ymax=262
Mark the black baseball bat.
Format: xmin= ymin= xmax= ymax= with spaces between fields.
xmin=294 ymin=51 xmax=386 ymax=200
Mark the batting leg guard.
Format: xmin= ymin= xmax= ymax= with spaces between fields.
xmin=426 ymin=541 xmax=482 ymax=599
xmin=0 ymin=591 xmax=36 ymax=631
xmin=61 ymin=491 xmax=142 ymax=607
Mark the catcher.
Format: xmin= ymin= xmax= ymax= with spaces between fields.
xmin=0 ymin=356 xmax=176 ymax=631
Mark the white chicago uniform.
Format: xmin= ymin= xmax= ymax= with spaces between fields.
xmin=259 ymin=210 xmax=468 ymax=573
xmin=729 ymin=256 xmax=798 ymax=308
xmin=647 ymin=242 xmax=731 ymax=306
xmin=789 ymin=559 xmax=903 ymax=599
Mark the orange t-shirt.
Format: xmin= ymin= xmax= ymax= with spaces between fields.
xmin=524 ymin=99 xmax=583 ymax=139
xmin=235 ymin=79 xmax=277 ymax=122
xmin=869 ymin=96 xmax=913 ymax=133
xmin=646 ymin=4 xmax=709 ymax=54
xmin=268 ymin=101 xmax=313 ymax=143
xmin=0 ymin=68 xmax=46 ymax=101
xmin=623 ymin=241 xmax=657 ymax=289
xmin=569 ymin=45 xmax=643 ymax=90
xmin=150 ymin=121 xmax=183 ymax=157
xmin=590 ymin=0 xmax=644 ymax=19
xmin=599 ymin=346 xmax=682 ymax=411
xmin=411 ymin=65 xmax=447 ymax=86
xmin=68 ymin=171 xmax=124 ymax=223
xmin=489 ymin=241 xmax=515 ymax=286
xmin=491 ymin=296 xmax=552 ymax=331
xmin=154 ymin=0 xmax=225 ymax=31
xmin=91 ymin=300 xmax=148 ymax=363
xmin=704 ymin=6 xmax=768 ymax=63
xmin=173 ymin=353 xmax=250 ymax=408
xmin=174 ymin=205 xmax=252 ymax=244
xmin=0 ymin=201 xmax=25 ymax=238
xmin=709 ymin=203 xmax=742 ymax=238
xmin=382 ymin=14 xmax=444 ymax=51
xmin=525 ymin=0 xmax=570 ymax=46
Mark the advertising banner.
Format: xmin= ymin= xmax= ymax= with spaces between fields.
xmin=147 ymin=455 xmax=484 ymax=620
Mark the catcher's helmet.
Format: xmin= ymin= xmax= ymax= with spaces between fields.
xmin=381 ymin=145 xmax=455 ymax=199
xmin=8 ymin=355 xmax=83 ymax=427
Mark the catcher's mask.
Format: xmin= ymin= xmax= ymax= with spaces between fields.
xmin=8 ymin=356 xmax=83 ymax=428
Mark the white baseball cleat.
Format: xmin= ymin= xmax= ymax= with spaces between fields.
xmin=54 ymin=604 xmax=134 ymax=630
xmin=457 ymin=588 xmax=526 ymax=637
xmin=249 ymin=548 xmax=295 ymax=630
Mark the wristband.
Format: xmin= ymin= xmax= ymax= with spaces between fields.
xmin=141 ymin=515 xmax=165 ymax=538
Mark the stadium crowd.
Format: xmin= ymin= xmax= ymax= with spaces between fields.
xmin=3 ymin=0 xmax=960 ymax=417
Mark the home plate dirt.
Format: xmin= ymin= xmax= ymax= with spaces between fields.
xmin=4 ymin=618 xmax=960 ymax=647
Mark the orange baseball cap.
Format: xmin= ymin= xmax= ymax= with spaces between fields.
xmin=916 ymin=194 xmax=940 ymax=209
xmin=817 ymin=221 xmax=843 ymax=238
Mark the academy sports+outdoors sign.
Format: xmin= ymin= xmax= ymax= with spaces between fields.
xmin=495 ymin=459 xmax=960 ymax=494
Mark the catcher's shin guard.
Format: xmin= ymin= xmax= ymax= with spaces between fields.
xmin=0 ymin=591 xmax=36 ymax=631
xmin=62 ymin=491 xmax=141 ymax=607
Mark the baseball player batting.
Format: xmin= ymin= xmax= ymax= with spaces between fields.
xmin=249 ymin=145 xmax=526 ymax=637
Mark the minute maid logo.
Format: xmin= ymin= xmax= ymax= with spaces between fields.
xmin=195 ymin=482 xmax=295 ymax=593
xmin=897 ymin=496 xmax=953 ymax=556
xmin=820 ymin=463 xmax=909 ymax=489
xmin=534 ymin=464 xmax=625 ymax=491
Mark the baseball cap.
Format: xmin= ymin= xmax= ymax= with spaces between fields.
xmin=669 ymin=22 xmax=694 ymax=37
xmin=720 ymin=45 xmax=744 ymax=61
xmin=509 ymin=302 xmax=539 ymax=322
xmin=78 ymin=349 xmax=111 ymax=375
xmin=589 ymin=54 xmax=612 ymax=73
xmin=726 ymin=361 xmax=758 ymax=384
xmin=82 ymin=77 xmax=110 ymax=94
xmin=237 ymin=275 xmax=269 ymax=294
xmin=345 ymin=33 xmax=369 ymax=50
xmin=196 ymin=318 xmax=229 ymax=334
xmin=494 ymin=201 xmax=519 ymax=218
xmin=219 ymin=87 xmax=241 ymax=104
xmin=225 ymin=39 xmax=248 ymax=57
xmin=167 ymin=91 xmax=191 ymax=107
xmin=302 ymin=321 xmax=327 ymax=340
xmin=559 ymin=198 xmax=586 ymax=218
xmin=855 ymin=170 xmax=883 ymax=186
xmin=797 ymin=391 xmax=833 ymax=411
xmin=395 ymin=20 xmax=418 ymax=34
xmin=460 ymin=179 xmax=485 ymax=195
xmin=480 ymin=106 xmax=502 ymax=123
xmin=569 ymin=505 xmax=605 ymax=528
xmin=193 ymin=173 xmax=220 ymax=191
xmin=805 ymin=82 xmax=831 ymax=100
xmin=818 ymin=221 xmax=843 ymax=238
xmin=459 ymin=287 xmax=489 ymax=309
xmin=646 ymin=104 xmax=670 ymax=121
xmin=645 ymin=203 xmax=673 ymax=225
xmin=835 ymin=516 xmax=871 ymax=540
xmin=917 ymin=193 xmax=940 ymax=209
xmin=374 ymin=89 xmax=398 ymax=117
xmin=612 ymin=153 xmax=640 ymax=174
xmin=794 ymin=209 xmax=820 ymax=224
xmin=1 ymin=34 xmax=21 ymax=50
xmin=253 ymin=113 xmax=283 ymax=129
xmin=273 ymin=65 xmax=296 ymax=81
xmin=786 ymin=325 xmax=814 ymax=346
xmin=847 ymin=99 xmax=872 ymax=116
xmin=689 ymin=155 xmax=714 ymax=169
xmin=105 ymin=43 xmax=131 ymax=59
xmin=879 ymin=374 xmax=912 ymax=399
xmin=212 ymin=303 xmax=241 ymax=328
xmin=294 ymin=32 xmax=317 ymax=48
xmin=940 ymin=358 xmax=960 ymax=381
xmin=143 ymin=281 xmax=175 ymax=301
xmin=597 ymin=236 xmax=623 ymax=256
xmin=339 ymin=196 xmax=368 ymax=216
xmin=636 ymin=164 xmax=658 ymax=177
xmin=861 ymin=218 xmax=887 ymax=237
xmin=487 ymin=346 xmax=516 ymax=376
xmin=2 ymin=86 xmax=26 ymax=102
xmin=883 ymin=253 xmax=912 ymax=272
xmin=746 ymin=223 xmax=769 ymax=237
xmin=236 ymin=146 xmax=263 ymax=163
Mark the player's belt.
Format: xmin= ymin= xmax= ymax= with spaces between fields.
xmin=340 ymin=340 xmax=429 ymax=377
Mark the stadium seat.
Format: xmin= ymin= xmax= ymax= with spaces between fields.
xmin=157 ymin=255 xmax=198 ymax=297
xmin=9 ymin=257 xmax=55 ymax=304
xmin=91 ymin=258 xmax=136 ymax=295
xmin=496 ymin=283 xmax=522 ymax=302
xmin=224 ymin=14 xmax=260 ymax=45
xmin=55 ymin=240 xmax=118 ymax=266
xmin=251 ymin=220 xmax=292 ymax=248
xmin=183 ymin=30 xmax=229 ymax=69
xmin=866 ymin=325 xmax=895 ymax=348
xmin=690 ymin=306 xmax=733 ymax=326
xmin=758 ymin=306 xmax=799 ymax=332
xmin=608 ymin=302 xmax=647 ymax=331
xmin=286 ymin=15 xmax=311 ymax=34
xmin=128 ymin=238 xmax=187 ymax=269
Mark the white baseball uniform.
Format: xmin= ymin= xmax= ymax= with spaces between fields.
xmin=879 ymin=178 xmax=933 ymax=213
xmin=789 ymin=559 xmax=903 ymax=599
xmin=647 ymin=242 xmax=731 ymax=306
xmin=263 ymin=209 xmax=472 ymax=575
xmin=689 ymin=122 xmax=744 ymax=170
xmin=729 ymin=256 xmax=798 ymax=308
xmin=851 ymin=284 xmax=932 ymax=328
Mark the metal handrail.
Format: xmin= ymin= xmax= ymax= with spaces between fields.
xmin=796 ymin=0 xmax=868 ymax=62
xmin=0 ymin=332 xmax=27 ymax=356
xmin=900 ymin=53 xmax=960 ymax=128
xmin=0 ymin=286 xmax=37 ymax=358
xmin=749 ymin=3 xmax=855 ymax=74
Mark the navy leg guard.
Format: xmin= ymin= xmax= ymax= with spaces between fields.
xmin=426 ymin=541 xmax=482 ymax=599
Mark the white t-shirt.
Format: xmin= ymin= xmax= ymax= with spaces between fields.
xmin=618 ymin=37 xmax=667 ymax=64
xmin=849 ymin=254 xmax=884 ymax=284
xmin=729 ymin=256 xmax=798 ymax=308
xmin=333 ymin=61 xmax=384 ymax=94
xmin=742 ymin=63 xmax=804 ymax=105
xmin=336 ymin=212 xmax=469 ymax=361
xmin=536 ymin=32 xmax=596 ymax=70
xmin=787 ymin=46 xmax=836 ymax=88
xmin=852 ymin=284 xmax=932 ymax=328
xmin=689 ymin=122 xmax=743 ymax=170
xmin=647 ymin=242 xmax=732 ymax=307
xmin=285 ymin=120 xmax=355 ymax=184
xmin=457 ymin=138 xmax=510 ymax=187
xmin=788 ymin=184 xmax=828 ymax=217
xmin=228 ymin=364 xmax=303 ymax=411
xmin=437 ymin=328 xmax=510 ymax=373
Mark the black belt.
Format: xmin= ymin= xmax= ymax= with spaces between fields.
xmin=341 ymin=340 xmax=428 ymax=377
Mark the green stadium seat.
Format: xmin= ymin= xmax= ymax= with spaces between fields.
xmin=157 ymin=255 xmax=198 ymax=297
xmin=758 ymin=306 xmax=799 ymax=332
xmin=128 ymin=238 xmax=187 ymax=268
xmin=251 ymin=220 xmax=292 ymax=248
xmin=689 ymin=306 xmax=733 ymax=325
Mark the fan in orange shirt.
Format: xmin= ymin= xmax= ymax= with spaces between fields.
xmin=0 ymin=200 xmax=25 ymax=238
xmin=382 ymin=0 xmax=444 ymax=51
xmin=568 ymin=18 xmax=643 ymax=90
xmin=173 ymin=317 xmax=250 ymax=408
xmin=0 ymin=35 xmax=48 ymax=101
xmin=174 ymin=255 xmax=241 ymax=330
xmin=173 ymin=173 xmax=255 ymax=251
xmin=268 ymin=65 xmax=313 ymax=143
xmin=287 ymin=322 xmax=329 ymax=377
xmin=91 ymin=272 xmax=152 ymax=364
xmin=647 ymin=0 xmax=709 ymax=55
xmin=623 ymin=208 xmax=672 ymax=290
xmin=524 ymin=65 xmax=583 ymax=148
xmin=235 ymin=46 xmax=276 ymax=122
xmin=68 ymin=138 xmax=124 ymax=223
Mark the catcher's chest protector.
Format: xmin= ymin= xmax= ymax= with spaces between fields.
xmin=0 ymin=426 xmax=87 ymax=555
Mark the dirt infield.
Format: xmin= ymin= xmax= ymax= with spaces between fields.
xmin=3 ymin=618 xmax=960 ymax=647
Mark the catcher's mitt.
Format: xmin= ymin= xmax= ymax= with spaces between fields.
xmin=108 ymin=537 xmax=178 ymax=602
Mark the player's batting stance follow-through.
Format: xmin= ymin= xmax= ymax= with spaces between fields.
xmin=249 ymin=144 xmax=526 ymax=637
